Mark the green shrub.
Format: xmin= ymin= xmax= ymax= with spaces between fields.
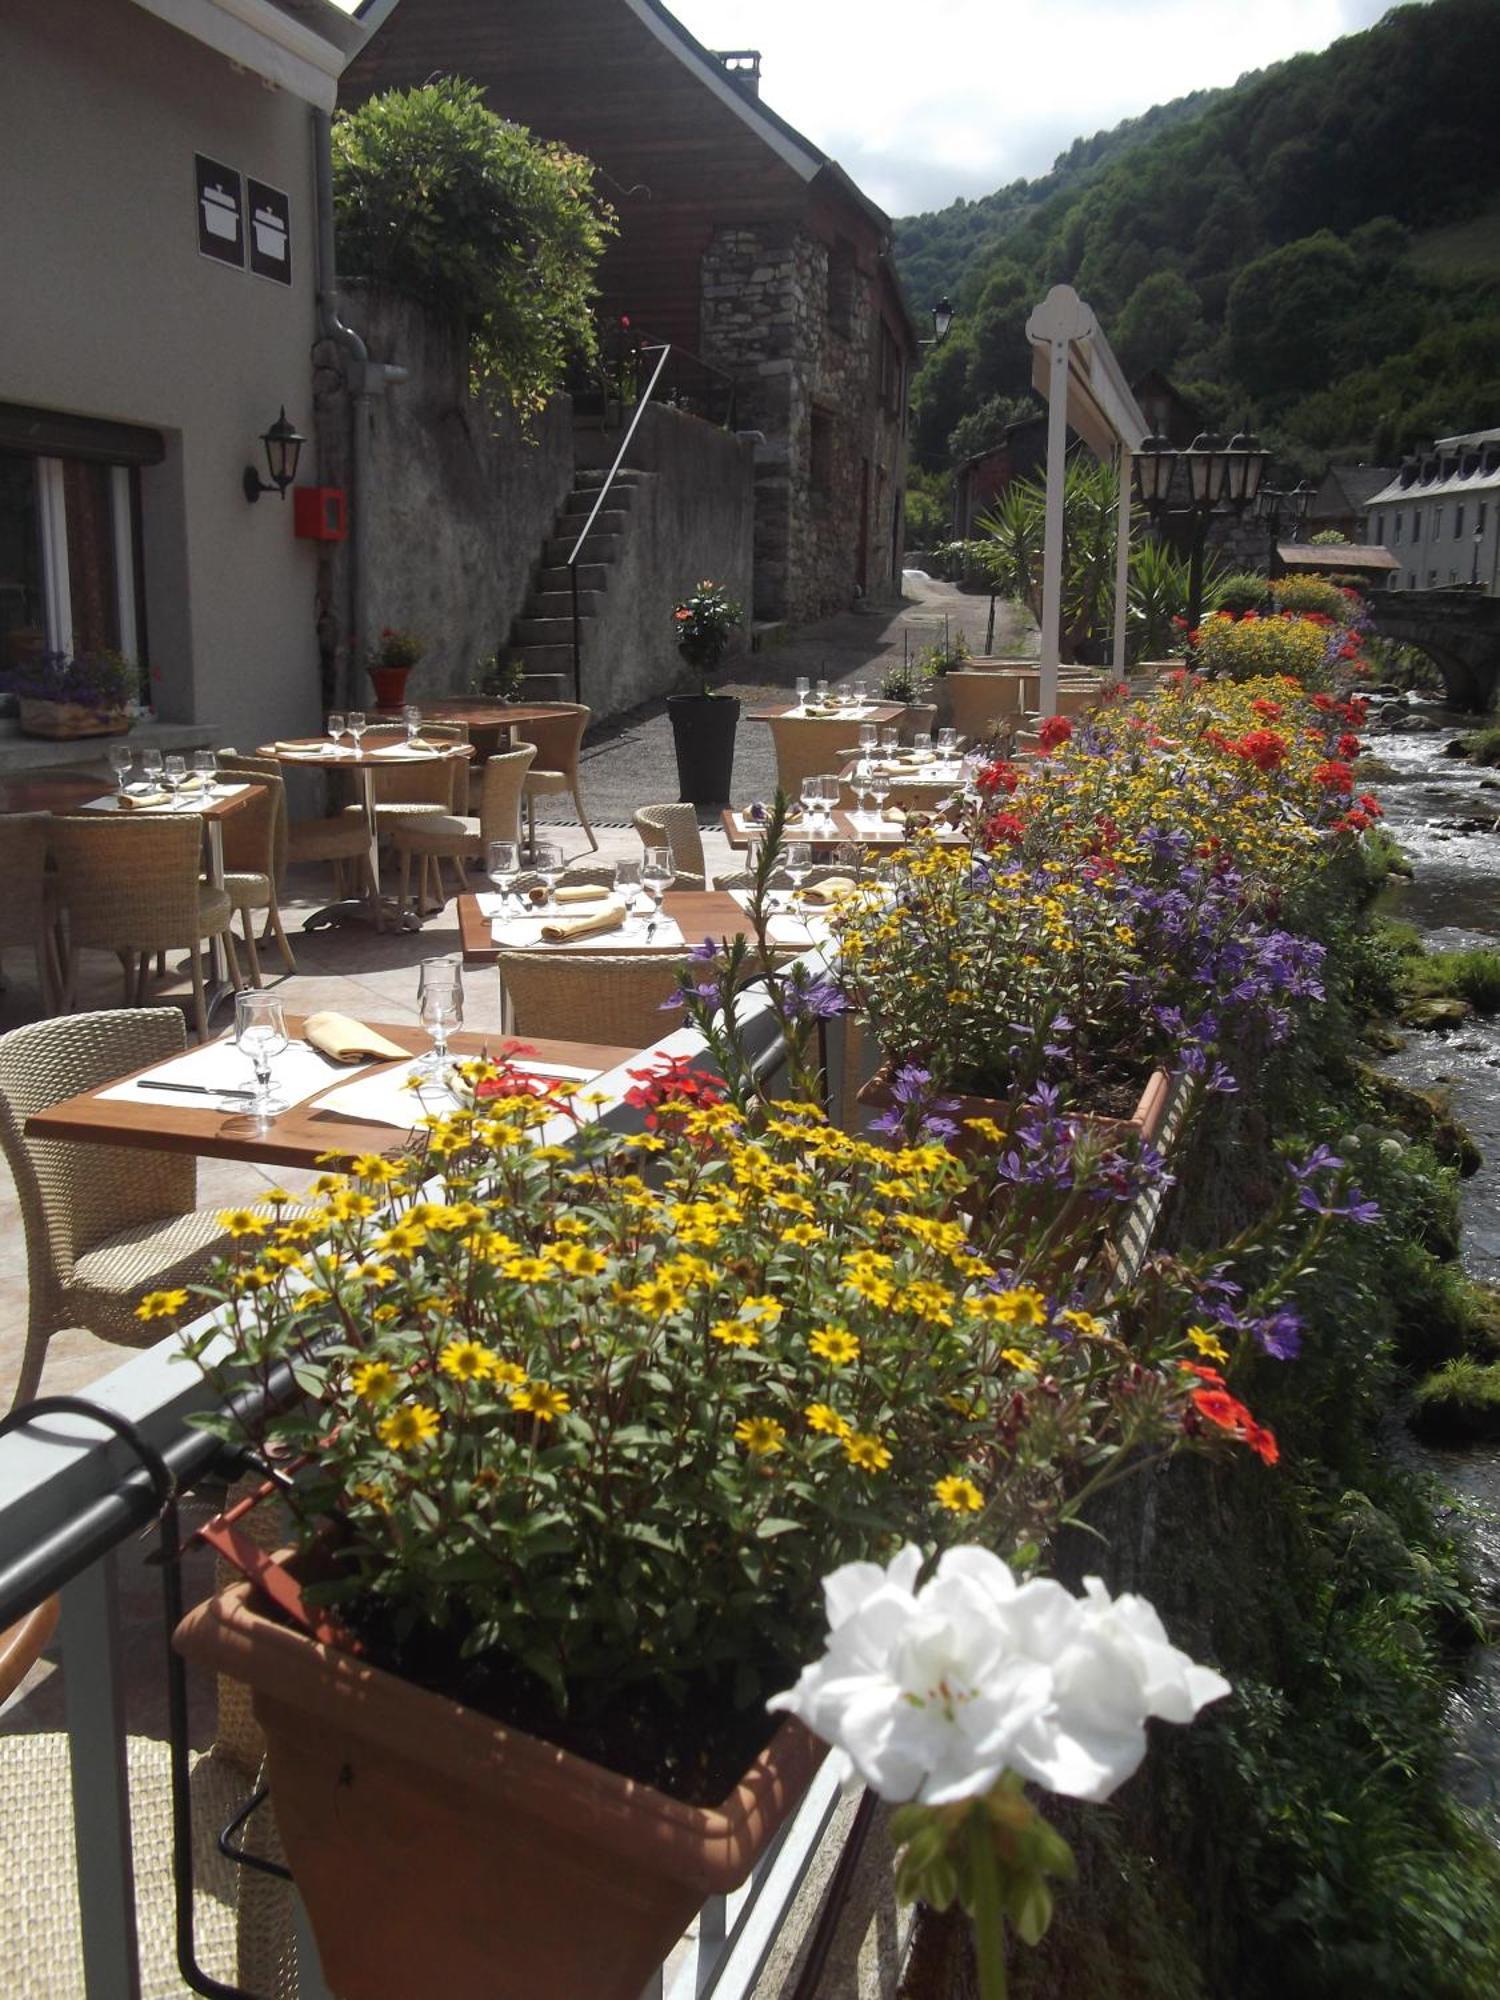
xmin=1191 ymin=609 xmax=1332 ymax=683
xmin=1411 ymin=1356 xmax=1500 ymax=1440
xmin=1461 ymin=726 xmax=1500 ymax=767
xmin=332 ymin=79 xmax=616 ymax=418
xmin=1211 ymin=571 xmax=1269 ymax=616
xmin=1272 ymin=574 xmax=1361 ymax=621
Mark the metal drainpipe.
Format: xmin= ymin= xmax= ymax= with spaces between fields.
xmin=312 ymin=107 xmax=370 ymax=712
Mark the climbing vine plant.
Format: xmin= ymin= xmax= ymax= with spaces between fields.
xmin=332 ymin=78 xmax=617 ymax=420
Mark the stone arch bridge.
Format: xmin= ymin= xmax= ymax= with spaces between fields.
xmin=1365 ymin=589 xmax=1500 ymax=712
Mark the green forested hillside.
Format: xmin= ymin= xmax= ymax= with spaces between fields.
xmin=897 ymin=0 xmax=1500 ymax=475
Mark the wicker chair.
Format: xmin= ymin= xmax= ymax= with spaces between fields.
xmin=392 ymin=745 xmax=536 ymax=920
xmin=0 ymin=813 xmax=62 ymax=1014
xmin=214 ymin=758 xmax=297 ymax=982
xmin=632 ymin=804 xmax=708 ymax=890
xmin=946 ymin=671 xmax=1027 ymax=740
xmin=235 ymin=744 xmax=375 ymax=901
xmin=496 ymin=951 xmax=680 ymax=1047
xmin=516 ymin=705 xmax=598 ymax=851
xmin=0 ymin=1008 xmax=257 ymax=1409
xmin=340 ymin=723 xmax=472 ymax=848
xmin=48 ymin=815 xmax=242 ymax=1041
xmin=766 ymin=715 xmax=862 ymax=802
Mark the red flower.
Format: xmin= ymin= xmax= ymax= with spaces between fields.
xmin=1335 ymin=733 xmax=1361 ymax=758
xmin=977 ymin=758 xmax=1020 ymax=797
xmin=1312 ymin=693 xmax=1336 ymax=713
xmin=1339 ymin=698 xmax=1369 ymax=726
xmin=1232 ymin=729 xmax=1290 ymax=773
xmin=1313 ymin=760 xmax=1354 ymax=792
xmin=1332 ymin=810 xmax=1372 ymax=835
xmin=1357 ymin=792 xmax=1382 ymax=818
xmin=1251 ymin=698 xmax=1282 ymax=721
xmin=1181 ymin=1362 xmax=1226 ymax=1386
xmin=984 ymin=810 xmax=1027 ymax=846
xmin=1037 ymin=715 xmax=1074 ymax=753
xmin=1246 ymin=1421 xmax=1280 ymax=1466
xmin=1187 ymin=1384 xmax=1280 ymax=1467
xmin=623 ymin=1055 xmax=727 ymax=1131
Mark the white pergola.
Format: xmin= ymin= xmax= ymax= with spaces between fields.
xmin=1025 ymin=285 xmax=1149 ymax=715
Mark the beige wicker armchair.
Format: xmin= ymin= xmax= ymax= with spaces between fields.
xmin=766 ymin=715 xmax=861 ymax=802
xmin=632 ymin=804 xmax=708 ymax=890
xmin=516 ymin=705 xmax=597 ymax=851
xmin=392 ymin=745 xmax=537 ymax=920
xmin=0 ymin=813 xmax=62 ymax=1014
xmin=48 ymin=815 xmax=242 ymax=1041
xmin=496 ymin=951 xmax=680 ymax=1047
xmin=0 ymin=1008 xmax=256 ymax=1410
xmin=343 ymin=723 xmax=472 ymax=844
xmin=214 ymin=758 xmax=296 ymax=982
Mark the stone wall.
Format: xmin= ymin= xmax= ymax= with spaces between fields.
xmin=701 ymin=226 xmax=909 ymax=626
xmin=572 ymin=404 xmax=756 ymax=714
xmin=314 ymin=283 xmax=576 ymax=709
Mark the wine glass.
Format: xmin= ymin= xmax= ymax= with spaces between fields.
xmin=235 ymin=991 xmax=289 ymax=1118
xmin=162 ymin=754 xmax=186 ymax=804
xmin=879 ymin=728 xmax=899 ymax=756
xmin=799 ymin=776 xmax=822 ymax=826
xmin=486 ymin=840 xmax=520 ymax=916
xmin=937 ymin=727 xmax=959 ymax=761
xmin=528 ymin=840 xmax=563 ymax=914
xmin=416 ymin=958 xmax=463 ymax=1078
xmin=615 ymin=858 xmax=642 ymax=933
xmin=869 ymin=771 xmax=891 ymax=823
xmin=815 ymin=678 xmax=830 ymax=706
xmin=107 ymin=744 xmax=134 ymax=793
xmin=140 ymin=747 xmax=164 ymax=791
xmin=858 ymin=722 xmax=879 ymax=755
xmin=346 ymin=710 xmax=368 ymax=755
xmin=327 ymin=711 xmax=346 ymax=754
xmin=191 ymin=748 xmax=218 ymax=793
xmin=794 ymin=676 xmax=810 ymax=709
xmin=784 ymin=840 xmax=812 ymax=906
xmin=817 ymin=774 xmax=842 ymax=827
xmin=641 ymin=846 xmax=675 ymax=922
xmin=403 ymin=703 xmax=422 ymax=743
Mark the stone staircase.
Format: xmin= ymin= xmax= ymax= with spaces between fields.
xmin=506 ymin=466 xmax=652 ymax=688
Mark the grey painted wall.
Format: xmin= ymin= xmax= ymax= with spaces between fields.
xmin=314 ymin=285 xmax=576 ymax=706
xmin=573 ymin=404 xmax=756 ymax=714
xmin=1 ymin=0 xmax=327 ymax=749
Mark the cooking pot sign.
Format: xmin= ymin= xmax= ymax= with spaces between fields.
xmin=248 ymin=180 xmax=291 ymax=285
xmin=196 ymin=156 xmax=243 ymax=266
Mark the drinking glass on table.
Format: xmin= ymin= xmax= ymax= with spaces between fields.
xmin=817 ymin=774 xmax=842 ymax=826
xmin=799 ymin=776 xmax=822 ymax=827
xmin=879 ymin=728 xmax=899 ymax=756
xmin=784 ymin=840 xmax=812 ymax=906
xmin=191 ymin=748 xmax=218 ymax=792
xmin=107 ymin=744 xmax=134 ymax=793
xmin=140 ymin=747 xmax=164 ymax=788
xmin=346 ymin=710 xmax=368 ymax=754
xmin=403 ymin=704 xmax=422 ymax=743
xmin=794 ymin=676 xmax=810 ymax=708
xmin=235 ymin=991 xmax=289 ymax=1118
xmin=937 ymin=727 xmax=959 ymax=760
xmin=815 ymin=677 xmax=830 ymax=706
xmin=528 ymin=840 xmax=564 ymax=914
xmin=615 ymin=858 xmax=642 ymax=933
xmin=162 ymin=754 xmax=187 ymax=802
xmin=868 ymin=771 xmax=891 ymax=822
xmin=416 ymin=958 xmax=463 ymax=1078
xmin=641 ymin=846 xmax=675 ymax=923
xmin=327 ymin=711 xmax=346 ymax=754
xmin=486 ymin=840 xmax=521 ymax=916
xmin=858 ymin=722 xmax=878 ymax=754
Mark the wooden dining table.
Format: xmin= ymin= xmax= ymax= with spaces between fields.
xmin=457 ymin=888 xmax=755 ymax=968
xmin=744 ymin=699 xmax=907 ymax=724
xmin=24 ymin=1015 xmax=639 ymax=1170
xmin=260 ymin=730 xmax=473 ymax=931
xmin=369 ymin=700 xmax=562 ymax=756
xmin=720 ymin=807 xmax=972 ymax=852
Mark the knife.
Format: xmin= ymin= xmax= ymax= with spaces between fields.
xmin=137 ymin=1081 xmax=258 ymax=1100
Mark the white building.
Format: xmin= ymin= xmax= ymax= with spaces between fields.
xmin=1363 ymin=429 xmax=1500 ymax=594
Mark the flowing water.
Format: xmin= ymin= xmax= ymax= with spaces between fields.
xmin=1366 ymin=708 xmax=1500 ymax=1821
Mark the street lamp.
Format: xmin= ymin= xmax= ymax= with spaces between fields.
xmin=1253 ymin=479 xmax=1315 ymax=581
xmin=242 ymin=407 xmax=305 ymax=504
xmin=931 ymin=297 xmax=954 ymax=343
xmin=1132 ymin=426 xmax=1269 ymax=634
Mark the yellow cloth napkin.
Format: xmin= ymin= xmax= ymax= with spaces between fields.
xmin=273 ymin=739 xmax=322 ymax=754
xmin=799 ymin=875 xmax=859 ymax=907
xmin=553 ymin=884 xmax=609 ymax=906
xmin=303 ymin=1011 xmax=412 ymax=1064
xmin=117 ymin=790 xmax=173 ymax=810
xmin=539 ymin=900 xmax=625 ymax=943
xmin=881 ymin=806 xmax=907 ymax=823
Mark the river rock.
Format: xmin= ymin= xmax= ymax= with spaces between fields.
xmin=1396 ymin=714 xmax=1442 ymax=733
xmin=1443 ymin=737 xmax=1471 ymax=757
xmin=1399 ymin=996 xmax=1475 ymax=1030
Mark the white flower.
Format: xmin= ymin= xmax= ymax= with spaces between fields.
xmin=770 ymin=1545 xmax=1230 ymax=1807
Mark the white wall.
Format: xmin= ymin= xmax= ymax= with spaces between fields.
xmin=1 ymin=0 xmax=326 ymax=746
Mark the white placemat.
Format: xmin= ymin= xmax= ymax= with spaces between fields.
xmin=80 ymin=783 xmax=251 ymax=816
xmin=313 ymin=1057 xmax=602 ymax=1130
xmin=789 ymin=704 xmax=878 ymax=720
xmin=367 ymin=741 xmax=455 ymax=760
xmin=101 ymin=1036 xmax=364 ymax=1107
xmin=489 ymin=913 xmax=686 ymax=951
xmin=476 ymin=890 xmax=612 ymax=919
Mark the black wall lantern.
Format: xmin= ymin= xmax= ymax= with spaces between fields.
xmin=243 ymin=407 xmax=305 ymax=503
xmin=931 ymin=297 xmax=954 ymax=344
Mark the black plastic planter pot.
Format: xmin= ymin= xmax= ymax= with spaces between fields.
xmin=668 ymin=694 xmax=740 ymax=806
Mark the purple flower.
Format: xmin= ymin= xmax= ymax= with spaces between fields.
xmin=688 ymin=937 xmax=720 ymax=964
xmin=784 ymin=973 xmax=848 ymax=1022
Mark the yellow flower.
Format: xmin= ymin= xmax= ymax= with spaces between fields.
xmin=350 ymin=1479 xmax=391 ymax=1514
xmin=709 ymin=1320 xmax=761 ymax=1348
xmin=734 ymin=1415 xmax=787 ymax=1456
xmin=218 ymin=1208 xmax=268 ymax=1239
xmin=349 ymin=1155 xmax=403 ymax=1185
xmin=351 ymin=1359 xmax=399 ymax=1403
xmin=275 ymin=1215 xmax=324 ymax=1244
xmin=328 ymin=1189 xmax=379 ymax=1221
xmin=934 ymin=1474 xmax=985 ymax=1514
xmin=1060 ymin=1309 xmax=1105 ymax=1339
xmin=377 ymin=1402 xmax=440 ymax=1450
xmin=135 ymin=1288 xmax=190 ymax=1322
xmin=808 ymin=1326 xmax=860 ymax=1367
xmin=501 ymin=1254 xmax=553 ymax=1284
xmin=629 ymin=1277 xmax=685 ymax=1316
xmin=979 ymin=1286 xmax=1048 ymax=1328
xmin=1187 ymin=1325 xmax=1229 ymax=1364
xmin=1000 ymin=1347 xmax=1039 ymax=1372
xmin=741 ymin=1294 xmax=784 ymax=1324
xmin=510 ymin=1382 xmax=570 ymax=1423
xmin=490 ymin=1359 xmax=527 ymax=1386
xmin=962 ymin=1116 xmax=1006 ymax=1144
xmin=438 ymin=1339 xmax=498 ymax=1383
xmin=780 ymin=1221 xmax=825 ymax=1247
xmin=842 ymin=1431 xmax=892 ymax=1474
xmin=551 ymin=1243 xmax=608 ymax=1277
xmin=375 ymin=1220 xmax=428 ymax=1258
xmin=844 ymin=1269 xmax=895 ymax=1308
xmin=804 ymin=1402 xmax=850 ymax=1437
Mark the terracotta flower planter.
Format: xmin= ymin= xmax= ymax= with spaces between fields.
xmin=858 ymin=1062 xmax=1172 ymax=1165
xmin=367 ymin=664 xmax=414 ymax=708
xmin=175 ymin=1573 xmax=824 ymax=2000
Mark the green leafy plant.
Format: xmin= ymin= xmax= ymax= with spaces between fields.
xmin=672 ymin=579 xmax=741 ymax=694
xmin=1214 ymin=571 xmax=1272 ymax=617
xmin=368 ymin=627 xmax=424 ymax=670
xmin=2 ymin=649 xmax=136 ymax=709
xmin=332 ymin=80 xmax=616 ymax=419
xmin=473 ymin=652 xmax=526 ymax=701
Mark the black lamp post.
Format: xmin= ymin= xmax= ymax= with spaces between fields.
xmin=1254 ymin=478 xmax=1315 ymax=582
xmin=242 ymin=407 xmax=305 ymax=503
xmin=1132 ymin=426 xmax=1268 ymax=634
xmin=931 ymin=297 xmax=954 ymax=344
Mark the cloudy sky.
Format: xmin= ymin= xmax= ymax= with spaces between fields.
xmin=666 ymin=0 xmax=1405 ymax=216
